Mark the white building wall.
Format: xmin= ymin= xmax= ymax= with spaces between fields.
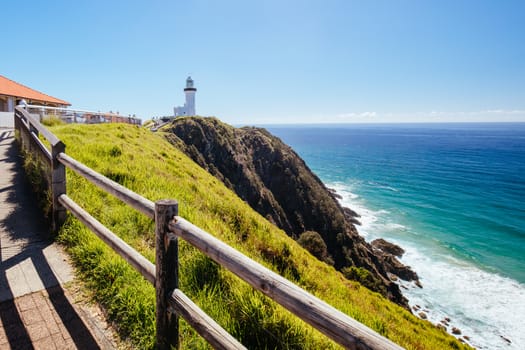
xmin=174 ymin=105 xmax=188 ymax=116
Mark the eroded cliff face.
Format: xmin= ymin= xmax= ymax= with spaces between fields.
xmin=164 ymin=117 xmax=417 ymax=307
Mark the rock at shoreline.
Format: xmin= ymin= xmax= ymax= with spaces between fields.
xmin=382 ymin=254 xmax=419 ymax=281
xmin=343 ymin=207 xmax=362 ymax=225
xmin=166 ymin=116 xmax=418 ymax=308
xmin=371 ymin=239 xmax=419 ymax=283
xmin=418 ymin=312 xmax=427 ymax=320
xmin=371 ymin=238 xmax=405 ymax=258
xmin=327 ymin=188 xmax=343 ymax=200
xmin=452 ymin=327 xmax=462 ymax=335
xmin=500 ymin=335 xmax=512 ymax=344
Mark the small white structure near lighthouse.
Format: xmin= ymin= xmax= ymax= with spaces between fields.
xmin=174 ymin=76 xmax=197 ymax=117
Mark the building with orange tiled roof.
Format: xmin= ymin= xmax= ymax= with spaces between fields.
xmin=0 ymin=75 xmax=71 ymax=112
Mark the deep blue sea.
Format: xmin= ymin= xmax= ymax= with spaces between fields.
xmin=266 ymin=123 xmax=525 ymax=350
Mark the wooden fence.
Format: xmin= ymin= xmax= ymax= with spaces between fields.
xmin=14 ymin=106 xmax=404 ymax=350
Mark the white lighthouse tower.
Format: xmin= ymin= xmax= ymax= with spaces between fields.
xmin=184 ymin=76 xmax=196 ymax=116
xmin=174 ymin=76 xmax=197 ymax=117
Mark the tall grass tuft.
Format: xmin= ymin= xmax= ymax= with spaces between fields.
xmin=41 ymin=115 xmax=64 ymax=127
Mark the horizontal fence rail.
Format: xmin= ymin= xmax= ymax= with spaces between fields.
xmin=169 ymin=289 xmax=247 ymax=350
xmin=26 ymin=104 xmax=142 ymax=125
xmin=59 ymin=193 xmax=242 ymax=348
xmin=57 ymin=152 xmax=155 ymax=219
xmin=13 ymin=106 xmax=404 ymax=349
xmin=169 ymin=218 xmax=403 ymax=350
xmin=16 ymin=107 xmax=62 ymax=146
xmin=58 ymin=194 xmax=156 ymax=284
xmin=15 ymin=107 xmax=66 ymax=232
xmin=15 ymin=109 xmax=52 ymax=160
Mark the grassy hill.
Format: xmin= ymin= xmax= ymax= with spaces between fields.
xmin=46 ymin=123 xmax=469 ymax=349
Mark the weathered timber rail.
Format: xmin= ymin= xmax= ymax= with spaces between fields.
xmin=14 ymin=106 xmax=404 ymax=349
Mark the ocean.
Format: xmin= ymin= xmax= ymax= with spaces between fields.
xmin=265 ymin=123 xmax=525 ymax=350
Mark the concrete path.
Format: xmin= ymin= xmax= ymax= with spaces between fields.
xmin=0 ymin=128 xmax=116 ymax=349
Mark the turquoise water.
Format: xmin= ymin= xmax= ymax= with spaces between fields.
xmin=266 ymin=123 xmax=525 ymax=349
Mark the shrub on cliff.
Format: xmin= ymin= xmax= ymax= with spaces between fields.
xmin=342 ymin=266 xmax=387 ymax=296
xmin=297 ymin=231 xmax=334 ymax=265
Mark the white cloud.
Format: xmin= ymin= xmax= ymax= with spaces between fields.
xmin=482 ymin=109 xmax=525 ymax=115
xmin=234 ymin=109 xmax=525 ymax=125
xmin=336 ymin=111 xmax=377 ymax=120
xmin=330 ymin=109 xmax=525 ymax=123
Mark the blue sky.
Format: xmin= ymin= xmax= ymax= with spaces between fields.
xmin=3 ymin=0 xmax=525 ymax=124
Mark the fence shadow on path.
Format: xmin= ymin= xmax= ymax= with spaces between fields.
xmin=0 ymin=132 xmax=100 ymax=349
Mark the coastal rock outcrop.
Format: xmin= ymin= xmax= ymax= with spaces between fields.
xmin=371 ymin=238 xmax=419 ymax=282
xmin=164 ymin=116 xmax=419 ymax=307
xmin=371 ymin=238 xmax=405 ymax=258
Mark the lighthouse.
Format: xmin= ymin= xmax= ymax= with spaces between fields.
xmin=184 ymin=76 xmax=196 ymax=116
xmin=174 ymin=76 xmax=197 ymax=117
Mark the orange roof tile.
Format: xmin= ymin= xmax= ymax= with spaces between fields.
xmin=0 ymin=75 xmax=71 ymax=106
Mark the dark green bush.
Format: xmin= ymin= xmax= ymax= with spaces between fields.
xmin=297 ymin=231 xmax=334 ymax=265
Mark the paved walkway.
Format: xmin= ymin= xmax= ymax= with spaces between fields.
xmin=0 ymin=128 xmax=116 ymax=349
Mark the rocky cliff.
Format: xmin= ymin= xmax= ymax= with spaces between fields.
xmin=163 ymin=117 xmax=418 ymax=307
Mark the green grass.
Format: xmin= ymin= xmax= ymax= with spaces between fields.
xmin=44 ymin=123 xmax=469 ymax=349
xmin=41 ymin=115 xmax=65 ymax=127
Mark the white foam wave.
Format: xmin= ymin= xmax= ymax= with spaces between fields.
xmin=328 ymin=181 xmax=525 ymax=349
xmin=328 ymin=182 xmax=388 ymax=238
xmin=367 ymin=181 xmax=399 ymax=192
xmin=400 ymin=244 xmax=525 ymax=349
xmin=384 ymin=223 xmax=407 ymax=231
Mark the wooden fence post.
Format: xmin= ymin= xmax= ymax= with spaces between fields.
xmin=155 ymin=199 xmax=179 ymax=349
xmin=51 ymin=141 xmax=66 ymax=233
xmin=14 ymin=110 xmax=23 ymax=147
